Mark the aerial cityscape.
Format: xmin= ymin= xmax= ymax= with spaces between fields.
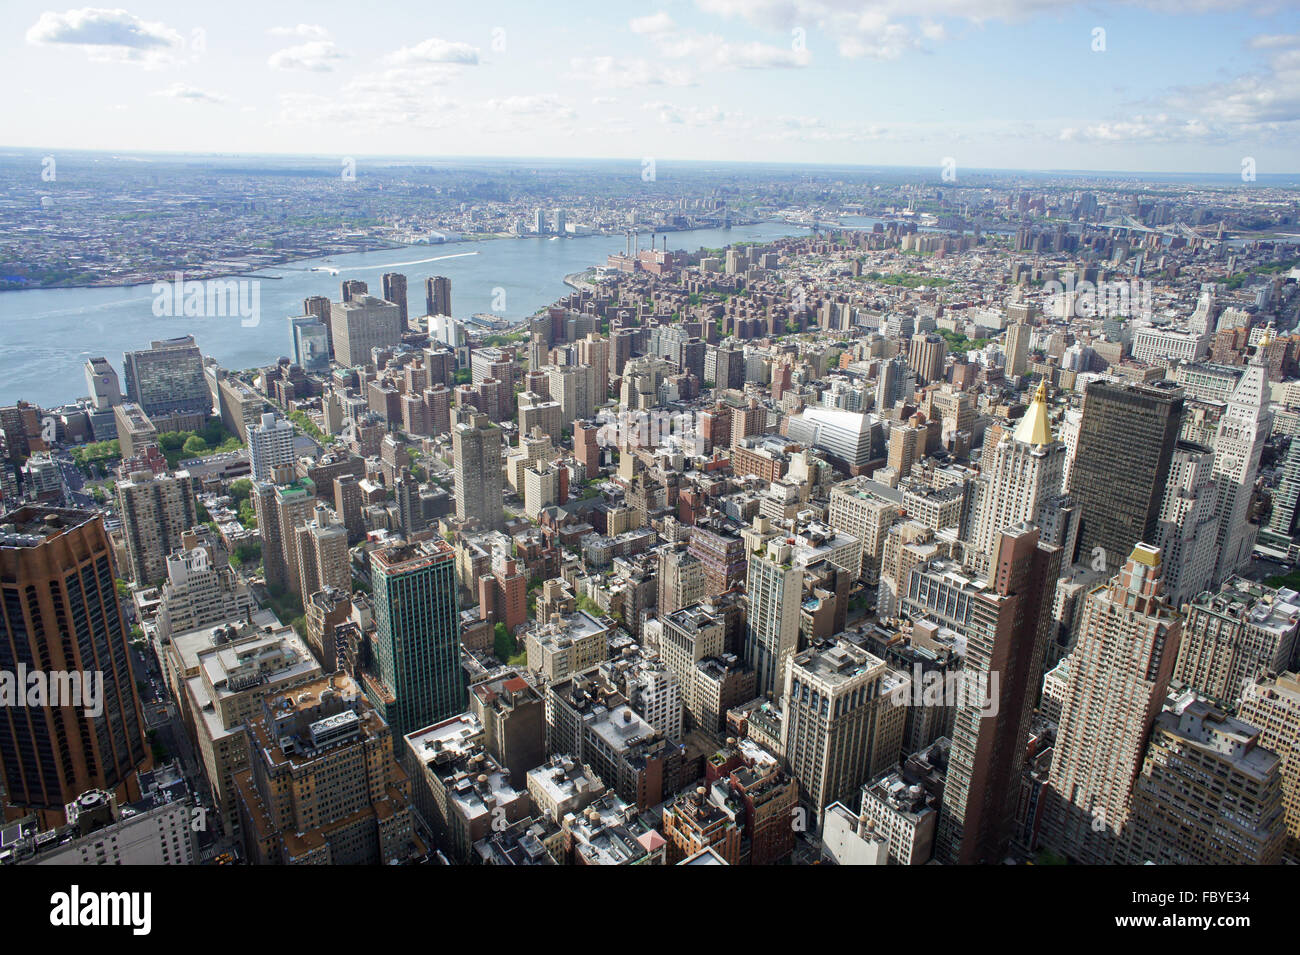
xmin=2 ymin=0 xmax=1299 ymax=913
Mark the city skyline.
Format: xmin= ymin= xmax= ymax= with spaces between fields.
xmin=4 ymin=1 xmax=1300 ymax=173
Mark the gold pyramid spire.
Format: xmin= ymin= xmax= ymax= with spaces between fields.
xmin=1013 ymin=379 xmax=1053 ymax=446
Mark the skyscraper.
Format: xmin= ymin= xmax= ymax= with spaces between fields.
xmin=1265 ymin=437 xmax=1300 ymax=541
xmin=744 ymin=538 xmax=802 ymax=698
xmin=1043 ymin=544 xmax=1182 ymax=864
xmin=116 ymin=469 xmax=199 ymax=586
xmin=967 ymin=381 xmax=1065 ymax=573
xmin=248 ymin=411 xmax=296 ymax=482
xmin=1209 ymin=332 xmax=1272 ymax=584
xmin=1004 ymin=321 xmax=1031 ymax=378
xmin=0 ymin=507 xmax=149 ymax=825
xmin=122 ymin=336 xmax=210 ymax=418
xmin=1122 ymin=699 xmax=1285 ymax=865
xmin=453 ymin=411 xmax=504 ymax=531
xmin=935 ymin=523 xmax=1061 ymax=864
xmin=782 ymin=639 xmax=907 ymax=825
xmin=381 ymin=272 xmax=408 ymax=326
xmin=426 ymin=275 xmax=452 ymax=318
xmin=1069 ymin=380 xmax=1183 ymax=572
xmin=1173 ymin=576 xmax=1300 ymax=708
xmin=366 ymin=538 xmax=465 ymax=740
xmin=329 ymin=295 xmax=403 ymax=368
xmin=1239 ymin=671 xmax=1300 ymax=857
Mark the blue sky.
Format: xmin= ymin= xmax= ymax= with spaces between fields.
xmin=5 ymin=1 xmax=1300 ymax=172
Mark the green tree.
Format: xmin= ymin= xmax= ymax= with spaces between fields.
xmin=228 ymin=478 xmax=253 ymax=507
xmin=182 ymin=435 xmax=208 ymax=457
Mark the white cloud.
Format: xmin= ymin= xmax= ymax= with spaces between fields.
xmin=484 ymin=94 xmax=576 ymax=120
xmin=268 ymin=40 xmax=347 ymax=72
xmin=386 ymin=37 xmax=480 ymax=67
xmin=630 ymin=12 xmax=676 ymax=35
xmin=568 ymin=56 xmax=695 ymax=88
xmin=26 ymin=7 xmax=186 ymax=66
xmin=268 ymin=24 xmax=329 ymax=39
xmin=153 ymin=83 xmax=229 ymax=105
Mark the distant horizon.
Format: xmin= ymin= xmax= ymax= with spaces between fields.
xmin=4 ymin=144 xmax=1299 ymax=182
xmin=7 ymin=2 xmax=1300 ymax=174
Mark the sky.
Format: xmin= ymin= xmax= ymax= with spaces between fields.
xmin=4 ymin=0 xmax=1300 ymax=174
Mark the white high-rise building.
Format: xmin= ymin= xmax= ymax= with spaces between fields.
xmin=1154 ymin=442 xmax=1219 ymax=607
xmin=249 ymin=411 xmax=296 ymax=482
xmin=1209 ymin=330 xmax=1273 ymax=584
xmin=967 ymin=381 xmax=1065 ymax=574
xmin=744 ymin=539 xmax=802 ymax=698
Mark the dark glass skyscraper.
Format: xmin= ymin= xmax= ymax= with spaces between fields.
xmin=366 ymin=538 xmax=464 ymax=741
xmin=1069 ymin=379 xmax=1183 ymax=572
xmin=0 ymin=507 xmax=149 ymax=825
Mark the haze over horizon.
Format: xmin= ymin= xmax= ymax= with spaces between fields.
xmin=5 ymin=0 xmax=1300 ymax=175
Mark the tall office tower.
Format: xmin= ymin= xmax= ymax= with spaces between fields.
xmin=424 ymin=384 xmax=452 ymax=437
xmin=1174 ymin=577 xmax=1300 ymax=708
xmin=577 ymin=334 xmax=610 ymax=401
xmin=289 ymin=317 xmax=329 ymax=373
xmin=0 ymin=508 xmax=149 ymax=825
xmin=1069 ymin=380 xmax=1183 ymax=572
xmin=1043 ymin=544 xmax=1182 ymax=865
xmin=782 ymin=640 xmax=907 ymax=825
xmin=1153 ymin=442 xmax=1219 ymax=607
xmin=887 ymin=423 xmax=921 ymax=479
xmin=116 ymin=469 xmax=199 ymax=586
xmin=875 ymin=355 xmax=912 ymax=412
xmin=294 ymin=505 xmax=350 ymax=597
xmin=333 ymin=473 xmax=364 ymax=543
xmin=744 ymin=538 xmax=802 ymax=698
xmin=252 ymin=481 xmax=286 ymax=590
xmin=908 ymin=333 xmax=947 ymax=385
xmin=275 ymin=479 xmax=318 ymax=596
xmin=366 ymin=539 xmax=465 ymax=740
xmin=730 ymin=398 xmax=767 ymax=448
xmin=426 ymin=275 xmax=452 ymax=317
xmin=248 ymin=411 xmax=296 ymax=482
xmin=1267 ymin=437 xmax=1300 ymax=540
xmin=1122 ymin=699 xmax=1285 ymax=865
xmin=1209 ymin=335 xmax=1272 ymax=584
xmin=234 ymin=672 xmax=419 ymax=865
xmin=83 ymin=357 xmax=122 ymax=411
xmin=659 ymin=605 xmax=725 ymax=731
xmin=935 ymin=523 xmax=1062 ymax=865
xmin=611 ymin=326 xmax=637 ymax=378
xmin=657 ymin=543 xmax=706 ymax=616
xmin=453 ymin=412 xmax=504 ymax=531
xmin=329 ymin=295 xmax=403 ymax=368
xmin=713 ymin=341 xmax=745 ymax=391
xmin=303 ymin=294 xmax=331 ymax=324
xmin=381 ymin=272 xmax=408 ymax=326
xmin=122 ymin=336 xmax=210 ymax=418
xmin=687 ymin=522 xmax=748 ymax=596
xmin=1239 ymin=672 xmax=1300 ymax=856
xmin=341 ymin=279 xmax=368 ymax=303
xmin=303 ymin=294 xmax=333 ymax=353
xmin=967 ymin=382 xmax=1065 ymax=574
xmin=1004 ymin=321 xmax=1031 ymax=378
xmin=545 ymin=363 xmax=597 ymax=424
xmin=828 ymin=477 xmax=902 ymax=583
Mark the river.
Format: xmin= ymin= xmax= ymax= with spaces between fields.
xmin=0 ymin=221 xmax=813 ymax=407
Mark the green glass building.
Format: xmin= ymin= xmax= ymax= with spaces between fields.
xmin=367 ymin=539 xmax=465 ymax=741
